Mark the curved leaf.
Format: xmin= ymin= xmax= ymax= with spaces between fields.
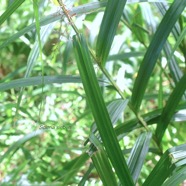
xmin=131 ymin=0 xmax=186 ymax=111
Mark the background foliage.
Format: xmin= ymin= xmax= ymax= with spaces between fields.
xmin=0 ymin=0 xmax=186 ymax=185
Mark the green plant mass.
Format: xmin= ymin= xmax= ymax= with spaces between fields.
xmin=1 ymin=0 xmax=186 ymax=185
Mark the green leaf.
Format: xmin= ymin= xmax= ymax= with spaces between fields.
xmin=0 ymin=0 xmax=25 ymax=26
xmin=15 ymin=23 xmax=60 ymax=115
xmin=62 ymin=41 xmax=73 ymax=74
xmin=96 ymin=0 xmax=127 ymax=65
xmin=0 ymin=130 xmax=44 ymax=163
xmin=115 ymin=102 xmax=186 ymax=139
xmin=127 ymin=132 xmax=152 ymax=184
xmin=164 ymin=42 xmax=183 ymax=85
xmin=156 ymin=2 xmax=185 ymax=87
xmin=85 ymin=99 xmax=129 ymax=157
xmin=168 ymin=23 xmax=186 ymax=62
xmin=78 ymin=163 xmax=94 ymax=186
xmin=115 ymin=108 xmax=161 ymax=138
xmin=63 ymin=153 xmax=89 ymax=185
xmin=0 ymin=75 xmax=107 ymax=91
xmin=89 ymin=99 xmax=128 ymax=142
xmin=158 ymin=68 xmax=163 ymax=108
xmin=91 ymin=149 xmax=118 ymax=185
xmin=108 ymin=52 xmax=145 ymax=61
xmin=131 ymin=0 xmax=186 ymax=111
xmin=33 ymin=0 xmax=42 ymax=52
xmin=131 ymin=5 xmax=148 ymax=46
xmin=143 ymin=144 xmax=186 ymax=186
xmin=162 ymin=166 xmax=186 ymax=186
xmin=155 ymin=73 xmax=186 ymax=143
xmin=73 ymin=34 xmax=134 ymax=185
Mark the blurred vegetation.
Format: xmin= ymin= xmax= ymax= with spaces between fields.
xmin=0 ymin=0 xmax=186 ymax=185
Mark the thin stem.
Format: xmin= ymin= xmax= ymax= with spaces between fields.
xmin=58 ymin=0 xmax=80 ymax=36
xmin=98 ymin=65 xmax=148 ymax=130
xmin=100 ymin=66 xmax=126 ymax=99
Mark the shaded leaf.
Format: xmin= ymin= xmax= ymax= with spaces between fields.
xmin=96 ymin=0 xmax=127 ymax=65
xmin=91 ymin=149 xmax=118 ymax=185
xmin=73 ymin=34 xmax=134 ymax=185
xmin=131 ymin=0 xmax=186 ymax=111
xmin=0 ymin=130 xmax=44 ymax=163
xmin=156 ymin=73 xmax=186 ymax=143
xmin=143 ymin=144 xmax=186 ymax=186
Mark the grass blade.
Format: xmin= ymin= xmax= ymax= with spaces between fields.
xmin=96 ymin=0 xmax=127 ymax=65
xmin=131 ymin=0 xmax=186 ymax=111
xmin=63 ymin=153 xmax=89 ymax=185
xmin=25 ymin=23 xmax=55 ymax=78
xmin=91 ymin=149 xmax=118 ymax=185
xmin=164 ymin=42 xmax=183 ymax=84
xmin=0 ymin=76 xmax=81 ymax=91
xmin=0 ymin=0 xmax=25 ymax=26
xmin=33 ymin=0 xmax=42 ymax=52
xmin=143 ymin=144 xmax=186 ymax=186
xmin=115 ymin=102 xmax=186 ymax=139
xmin=0 ymin=130 xmax=43 ymax=164
xmin=155 ymin=73 xmax=186 ymax=143
xmin=162 ymin=166 xmax=186 ymax=186
xmin=89 ymin=99 xmax=128 ymax=141
xmin=127 ymin=132 xmax=152 ymax=183
xmin=78 ymin=164 xmax=94 ymax=186
xmin=73 ymin=34 xmax=134 ymax=185
xmin=0 ymin=75 xmax=108 ymax=92
xmin=108 ymin=52 xmax=145 ymax=61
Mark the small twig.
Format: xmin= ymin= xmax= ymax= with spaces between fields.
xmin=57 ymin=0 xmax=79 ymax=36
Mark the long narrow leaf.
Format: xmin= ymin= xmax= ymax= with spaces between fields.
xmin=63 ymin=153 xmax=89 ymax=185
xmin=15 ymin=23 xmax=56 ymax=114
xmin=162 ymin=166 xmax=186 ymax=186
xmin=0 ymin=75 xmax=108 ymax=91
xmin=143 ymin=144 xmax=186 ymax=186
xmin=91 ymin=149 xmax=118 ymax=185
xmin=86 ymin=99 xmax=129 ymax=156
xmin=78 ymin=164 xmax=94 ymax=186
xmin=89 ymin=99 xmax=128 ymax=141
xmin=127 ymin=132 xmax=152 ymax=183
xmin=73 ymin=34 xmax=134 ymax=185
xmin=0 ymin=130 xmax=44 ymax=163
xmin=131 ymin=0 xmax=186 ymax=111
xmin=0 ymin=0 xmax=25 ymax=26
xmin=155 ymin=73 xmax=186 ymax=143
xmin=115 ymin=102 xmax=186 ymax=140
xmin=25 ymin=23 xmax=55 ymax=78
xmin=96 ymin=0 xmax=127 ymax=65
xmin=33 ymin=0 xmax=42 ymax=52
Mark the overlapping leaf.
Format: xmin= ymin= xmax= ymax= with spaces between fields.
xmin=73 ymin=34 xmax=134 ymax=185
xmin=143 ymin=144 xmax=186 ymax=186
xmin=156 ymin=73 xmax=186 ymax=143
xmin=131 ymin=0 xmax=186 ymax=111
